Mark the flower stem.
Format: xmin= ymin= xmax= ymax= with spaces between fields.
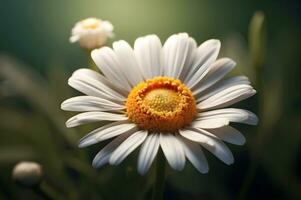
xmin=86 ymin=50 xmax=98 ymax=71
xmin=32 ymin=180 xmax=66 ymax=200
xmin=152 ymin=151 xmax=166 ymax=200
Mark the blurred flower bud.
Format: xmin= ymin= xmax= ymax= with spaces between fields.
xmin=12 ymin=161 xmax=43 ymax=187
xmin=70 ymin=17 xmax=114 ymax=51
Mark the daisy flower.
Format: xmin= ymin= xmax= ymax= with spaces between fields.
xmin=70 ymin=18 xmax=114 ymax=50
xmin=62 ymin=33 xmax=258 ymax=175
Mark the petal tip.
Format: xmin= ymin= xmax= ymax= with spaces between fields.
xmin=78 ymin=141 xmax=88 ymax=148
xmin=209 ymin=39 xmax=221 ymax=47
xmin=60 ymin=102 xmax=66 ymax=110
xmin=65 ymin=121 xmax=74 ymax=128
xmin=200 ymin=166 xmax=209 ymax=174
xmin=226 ymin=158 xmax=235 ymax=165
xmin=92 ymin=158 xmax=102 ymax=168
xmin=137 ymin=168 xmax=147 ymax=175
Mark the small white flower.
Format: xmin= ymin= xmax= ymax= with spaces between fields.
xmin=70 ymin=18 xmax=114 ymax=50
xmin=62 ymin=33 xmax=258 ymax=175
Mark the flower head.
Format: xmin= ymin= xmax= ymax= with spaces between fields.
xmin=62 ymin=33 xmax=258 ymax=174
xmin=70 ymin=17 xmax=114 ymax=50
xmin=12 ymin=161 xmax=43 ymax=187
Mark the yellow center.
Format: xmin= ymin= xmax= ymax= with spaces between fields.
xmin=82 ymin=18 xmax=101 ymax=30
xmin=126 ymin=77 xmax=196 ymax=133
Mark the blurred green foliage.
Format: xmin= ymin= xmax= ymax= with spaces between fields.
xmin=0 ymin=0 xmax=301 ymax=199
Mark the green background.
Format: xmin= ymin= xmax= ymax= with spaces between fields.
xmin=0 ymin=0 xmax=301 ymax=199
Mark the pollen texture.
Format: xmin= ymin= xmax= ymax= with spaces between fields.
xmin=126 ymin=77 xmax=196 ymax=132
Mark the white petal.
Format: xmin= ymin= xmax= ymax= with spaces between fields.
xmin=70 ymin=35 xmax=79 ymax=43
xmin=159 ymin=133 xmax=185 ymax=171
xmin=78 ymin=121 xmax=137 ymax=147
xmin=163 ymin=33 xmax=197 ymax=78
xmin=66 ymin=111 xmax=127 ymax=128
xmin=179 ymin=38 xmax=197 ymax=80
xmin=92 ymin=131 xmax=132 ymax=168
xmin=109 ymin=130 xmax=147 ymax=165
xmin=197 ymin=84 xmax=256 ymax=110
xmin=101 ymin=21 xmax=114 ymax=33
xmin=207 ymin=126 xmax=246 ymax=145
xmin=91 ymin=47 xmax=132 ymax=91
xmin=72 ymin=68 xmax=127 ymax=97
xmin=61 ymin=96 xmax=124 ymax=112
xmin=178 ymin=136 xmax=209 ymax=173
xmin=134 ymin=35 xmax=163 ymax=79
xmin=112 ymin=40 xmax=144 ymax=86
xmin=196 ymin=76 xmax=250 ymax=102
xmin=137 ymin=133 xmax=160 ymax=175
xmin=190 ymin=118 xmax=229 ymax=129
xmin=68 ymin=69 xmax=127 ymax=103
xmin=179 ymin=129 xmax=217 ymax=147
xmin=196 ymin=108 xmax=258 ymax=125
xmin=192 ymin=58 xmax=236 ymax=95
xmin=184 ymin=39 xmax=221 ymax=88
xmin=179 ymin=129 xmax=234 ymax=165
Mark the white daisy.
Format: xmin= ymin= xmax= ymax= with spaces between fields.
xmin=62 ymin=33 xmax=258 ymax=175
xmin=70 ymin=18 xmax=114 ymax=50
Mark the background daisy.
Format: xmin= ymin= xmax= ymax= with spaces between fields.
xmin=70 ymin=17 xmax=114 ymax=50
